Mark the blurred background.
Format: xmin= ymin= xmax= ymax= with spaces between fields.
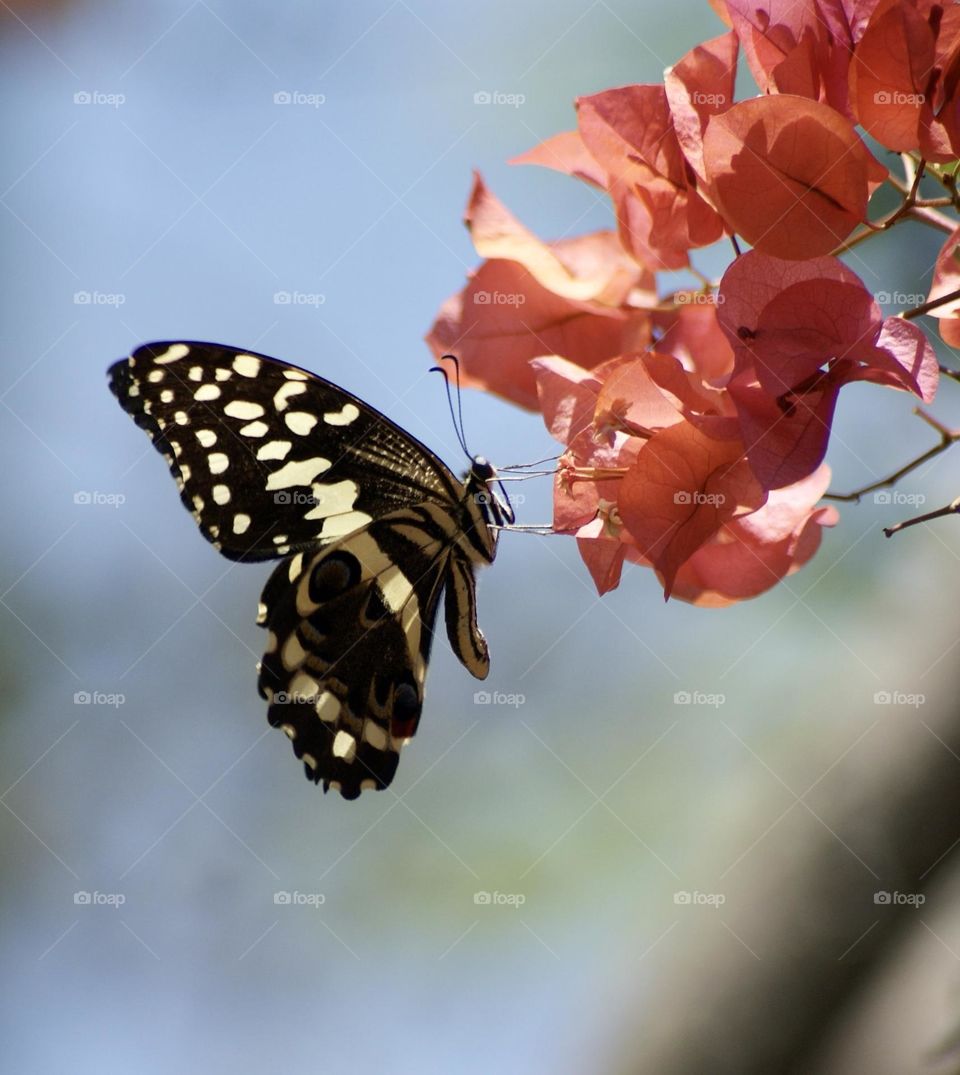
xmin=3 ymin=2 xmax=960 ymax=1073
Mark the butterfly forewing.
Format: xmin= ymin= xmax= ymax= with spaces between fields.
xmin=108 ymin=341 xmax=468 ymax=561
xmin=109 ymin=341 xmax=502 ymax=799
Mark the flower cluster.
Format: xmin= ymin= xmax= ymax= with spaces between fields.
xmin=428 ymin=2 xmax=953 ymax=604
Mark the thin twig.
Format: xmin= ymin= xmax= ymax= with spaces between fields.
xmin=825 ymin=408 xmax=960 ymax=502
xmin=884 ymin=496 xmax=960 ymax=537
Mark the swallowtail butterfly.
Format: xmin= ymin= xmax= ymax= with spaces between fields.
xmin=109 ymin=341 xmax=512 ymax=799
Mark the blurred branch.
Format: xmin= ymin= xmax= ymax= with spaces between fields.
xmin=618 ymin=690 xmax=960 ymax=1074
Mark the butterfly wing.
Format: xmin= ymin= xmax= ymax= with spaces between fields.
xmin=257 ymin=510 xmax=473 ymax=798
xmin=108 ymin=341 xmax=468 ymax=561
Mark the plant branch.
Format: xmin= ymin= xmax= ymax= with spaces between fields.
xmin=825 ymin=408 xmax=960 ymax=502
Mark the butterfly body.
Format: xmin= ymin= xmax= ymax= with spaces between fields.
xmin=109 ymin=341 xmax=510 ymax=799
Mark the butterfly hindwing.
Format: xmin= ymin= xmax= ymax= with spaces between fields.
xmin=109 ymin=341 xmax=506 ymax=799
xmin=257 ymin=512 xmax=456 ymax=797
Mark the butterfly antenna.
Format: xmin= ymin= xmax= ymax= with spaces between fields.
xmin=429 ymin=354 xmax=471 ymax=459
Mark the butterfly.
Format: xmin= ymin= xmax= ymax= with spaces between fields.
xmin=108 ymin=341 xmax=512 ymax=799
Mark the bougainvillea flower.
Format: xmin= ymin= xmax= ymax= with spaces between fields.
xmin=618 ymin=418 xmax=767 ymax=596
xmin=667 ymin=464 xmax=839 ymax=606
xmin=725 ymin=0 xmax=858 ymax=118
xmin=714 ymin=251 xmax=937 ymax=488
xmin=702 ymin=95 xmax=887 ymax=259
xmin=718 ymin=251 xmax=938 ymax=402
xmin=576 ymin=85 xmax=726 ymax=269
xmin=928 ymin=225 xmax=960 ymax=347
xmin=426 ymin=177 xmax=654 ymax=410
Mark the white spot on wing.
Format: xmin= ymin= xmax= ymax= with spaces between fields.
xmin=232 ymin=513 xmax=251 ymax=535
xmin=281 ymin=631 xmax=306 ymax=670
xmin=256 ymin=440 xmax=292 ymax=462
xmin=289 ymin=671 xmax=320 ymax=701
xmin=196 ymin=429 xmax=217 ymax=447
xmin=212 ymin=484 xmax=231 ymax=505
xmin=323 ymin=402 xmax=360 ymax=426
xmin=265 ymin=457 xmax=331 ymax=489
xmin=188 ymin=366 xmax=203 ymax=381
xmin=332 ymin=730 xmax=356 ymax=761
xmin=240 ymin=420 xmax=269 ymax=438
xmin=194 ymin=384 xmax=221 ymax=402
xmin=302 ymin=479 xmax=359 ymax=519
xmin=174 ymin=411 xmax=188 ymax=426
xmin=153 ymin=343 xmax=190 ymax=365
xmin=224 ymin=400 xmax=265 ymax=420
xmin=208 ymin=452 xmax=229 ymax=474
xmin=273 ymin=381 xmax=307 ymax=412
xmin=285 ymin=411 xmax=318 ymax=435
xmin=315 ymin=691 xmax=341 ymax=723
xmin=160 ymin=389 xmax=174 ymax=403
xmin=147 ymin=369 xmax=165 ymax=383
xmin=362 ymin=722 xmax=389 ymax=751
xmin=233 ymin=353 xmax=261 ymax=377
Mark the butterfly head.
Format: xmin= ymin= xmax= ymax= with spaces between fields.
xmin=467 ymin=456 xmax=515 ymax=528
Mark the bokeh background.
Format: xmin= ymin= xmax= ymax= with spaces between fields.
xmin=3 ymin=2 xmax=960 ymax=1073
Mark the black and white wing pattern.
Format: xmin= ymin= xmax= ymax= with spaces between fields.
xmin=109 ymin=341 xmax=511 ymax=799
